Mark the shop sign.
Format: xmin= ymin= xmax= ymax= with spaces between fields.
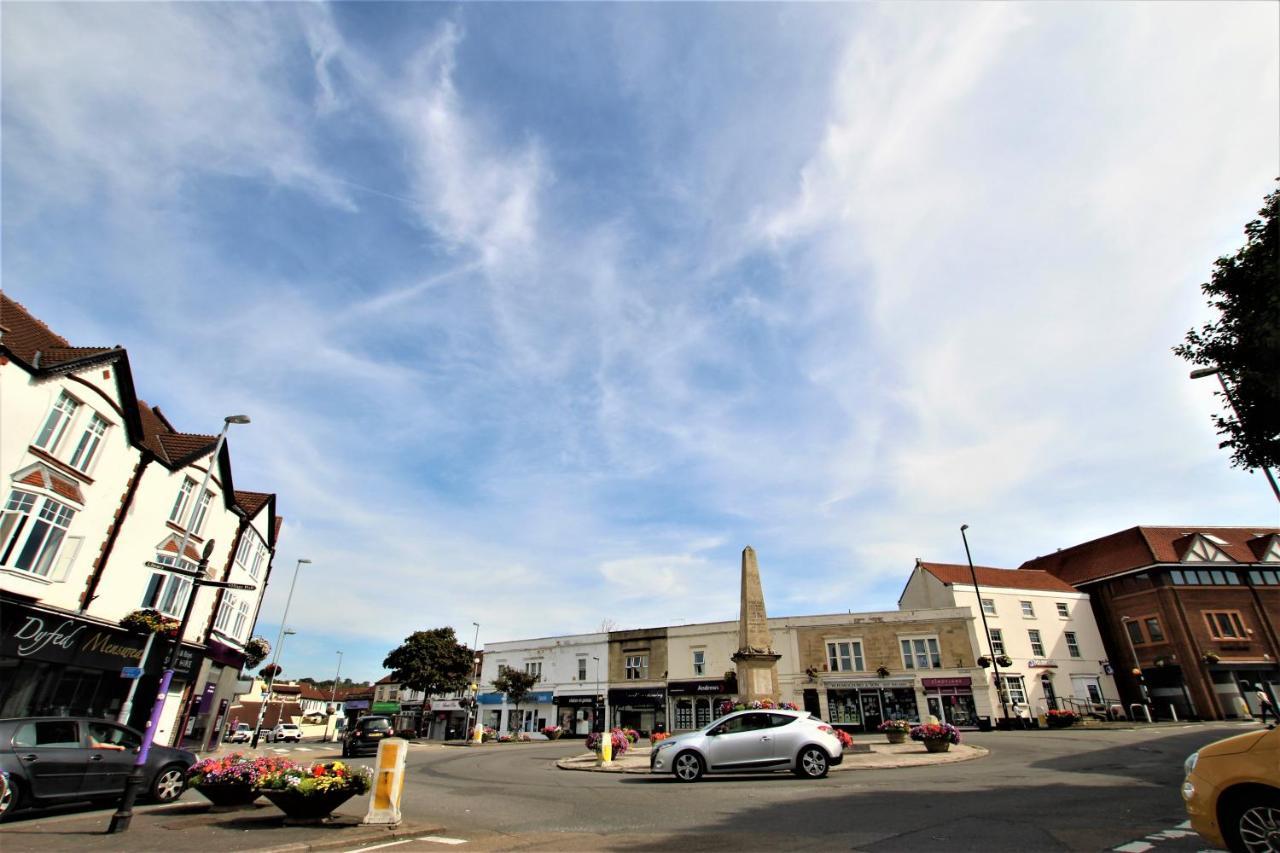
xmin=528 ymin=691 xmax=554 ymax=704
xmin=921 ymin=677 xmax=972 ymax=688
xmin=478 ymin=693 xmax=505 ymax=705
xmin=1026 ymin=659 xmax=1058 ymax=668
xmin=197 ymin=681 xmax=219 ymax=714
xmin=372 ymin=701 xmax=401 ymax=714
xmin=667 ymin=680 xmax=726 ymax=696
xmin=555 ymin=694 xmax=601 ymax=706
xmin=345 ymin=699 xmax=371 ymax=711
xmin=2 ymin=599 xmax=146 ymax=669
xmin=609 ymin=687 xmax=667 ymax=704
xmin=825 ymin=678 xmax=915 ymax=690
xmin=430 ymin=699 xmax=463 ymax=711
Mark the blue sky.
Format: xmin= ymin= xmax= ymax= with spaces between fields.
xmin=3 ymin=2 xmax=1277 ymax=684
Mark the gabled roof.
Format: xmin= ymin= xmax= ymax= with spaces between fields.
xmin=0 ymin=293 xmax=74 ymax=366
xmin=917 ymin=562 xmax=1077 ymax=593
xmin=1020 ymin=526 xmax=1280 ymax=586
xmin=235 ymin=491 xmax=271 ymax=517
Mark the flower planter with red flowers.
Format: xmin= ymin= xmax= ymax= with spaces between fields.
xmin=255 ymin=760 xmax=372 ymax=824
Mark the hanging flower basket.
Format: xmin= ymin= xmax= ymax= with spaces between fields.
xmin=119 ymin=609 xmax=179 ymax=636
xmin=995 ymin=654 xmax=1014 ymax=668
xmin=243 ymin=637 xmax=271 ymax=669
xmin=977 ymin=656 xmax=991 ymax=668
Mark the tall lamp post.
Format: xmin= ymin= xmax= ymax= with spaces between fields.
xmin=109 ymin=414 xmax=251 ymax=834
xmin=592 ymin=655 xmax=602 ymax=732
xmin=267 ymin=629 xmax=297 ymax=729
xmin=961 ymin=524 xmax=1010 ymax=725
xmin=328 ymin=650 xmax=344 ymax=742
xmin=463 ymin=622 xmax=480 ymax=740
xmin=1189 ymin=366 xmax=1280 ymax=502
xmin=251 ymin=557 xmax=311 ymax=748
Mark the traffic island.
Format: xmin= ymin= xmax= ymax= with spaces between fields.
xmin=0 ymin=801 xmax=444 ymax=853
xmin=557 ymin=741 xmax=988 ymax=774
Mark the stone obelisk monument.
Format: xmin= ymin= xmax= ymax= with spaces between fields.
xmin=731 ymin=546 xmax=781 ymax=703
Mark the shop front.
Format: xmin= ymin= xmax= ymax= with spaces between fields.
xmin=609 ymin=686 xmax=667 ymax=735
xmin=0 ymin=596 xmax=202 ymax=741
xmin=179 ymin=637 xmax=248 ymax=752
xmin=823 ymin=677 xmax=919 ymax=733
xmin=921 ymin=676 xmax=978 ymax=728
xmin=554 ymin=692 xmax=603 ymax=735
xmin=667 ymin=679 xmax=731 ymax=731
xmin=423 ymin=698 xmax=468 ymax=740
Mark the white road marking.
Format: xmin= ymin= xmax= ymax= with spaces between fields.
xmin=1114 ymin=844 xmax=1153 ymax=853
xmin=343 ymin=840 xmax=411 ymax=852
xmin=418 ymin=837 xmax=468 ymax=845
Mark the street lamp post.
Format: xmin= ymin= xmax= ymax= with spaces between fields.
xmin=961 ymin=524 xmax=1010 ymax=725
xmin=1189 ymin=366 xmax=1280 ymax=502
xmin=109 ymin=414 xmax=251 ymax=835
xmin=1119 ymin=617 xmax=1152 ymax=707
xmin=268 ymin=629 xmax=297 ymax=729
xmin=328 ymin=650 xmax=343 ymax=742
xmin=251 ymin=557 xmax=311 ymax=748
xmin=592 ymin=655 xmax=603 ymax=732
xmin=464 ymin=622 xmax=480 ymax=741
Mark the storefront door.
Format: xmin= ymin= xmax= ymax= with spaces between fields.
xmin=927 ymin=696 xmax=943 ymax=721
xmin=1041 ymin=676 xmax=1058 ymax=710
xmin=860 ymin=692 xmax=883 ymax=731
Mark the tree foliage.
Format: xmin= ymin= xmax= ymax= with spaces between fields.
xmin=1175 ymin=183 xmax=1280 ymax=471
xmin=492 ymin=668 xmax=538 ymax=727
xmin=383 ymin=627 xmax=474 ymax=697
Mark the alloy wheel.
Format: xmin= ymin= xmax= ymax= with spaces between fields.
xmin=0 ymin=778 xmax=17 ymax=818
xmin=154 ymin=767 xmax=185 ymax=802
xmin=799 ymin=748 xmax=828 ymax=778
xmin=1239 ymin=804 xmax=1280 ymax=853
xmin=674 ymin=752 xmax=703 ymax=782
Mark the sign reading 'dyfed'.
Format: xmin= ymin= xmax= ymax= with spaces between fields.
xmin=363 ymin=737 xmax=407 ymax=826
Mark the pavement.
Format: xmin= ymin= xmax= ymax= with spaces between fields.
xmin=0 ymin=798 xmax=443 ymax=853
xmin=557 ymin=739 xmax=988 ymax=773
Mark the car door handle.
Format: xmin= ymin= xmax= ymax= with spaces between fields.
xmin=90 ymin=754 xmax=104 ymax=761
xmin=760 ymin=735 xmax=772 ymax=741
xmin=22 ymin=754 xmax=38 ymax=761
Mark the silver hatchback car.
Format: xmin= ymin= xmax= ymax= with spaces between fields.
xmin=650 ymin=709 xmax=843 ymax=782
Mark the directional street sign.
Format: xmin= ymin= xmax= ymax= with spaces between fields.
xmin=121 ymin=666 xmax=144 ymax=679
xmin=200 ymin=581 xmax=257 ymax=591
xmin=144 ymin=561 xmax=203 ymax=577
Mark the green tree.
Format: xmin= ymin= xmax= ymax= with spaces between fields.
xmin=1175 ymin=182 xmax=1280 ymax=472
xmin=492 ymin=668 xmax=538 ymax=732
xmin=383 ymin=627 xmax=475 ymax=697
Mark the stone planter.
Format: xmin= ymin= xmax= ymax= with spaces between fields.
xmin=923 ymin=739 xmax=951 ymax=753
xmin=192 ymin=783 xmax=260 ymax=809
xmin=1046 ymin=716 xmax=1077 ymax=729
xmin=885 ymin=731 xmax=907 ymax=744
xmin=262 ymin=789 xmax=359 ymax=825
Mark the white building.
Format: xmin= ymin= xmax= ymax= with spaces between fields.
xmin=479 ymin=632 xmax=608 ymax=734
xmin=0 ymin=293 xmax=281 ymax=751
xmin=899 ymin=560 xmax=1118 ymax=717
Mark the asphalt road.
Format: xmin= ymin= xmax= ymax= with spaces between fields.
xmin=371 ymin=722 xmax=1249 ymax=851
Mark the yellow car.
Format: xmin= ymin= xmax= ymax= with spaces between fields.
xmin=1183 ymin=725 xmax=1280 ymax=852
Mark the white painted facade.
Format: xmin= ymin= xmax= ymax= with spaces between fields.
xmin=480 ymin=632 xmax=607 ymax=733
xmin=899 ymin=564 xmax=1118 ymax=716
xmin=0 ymin=298 xmax=280 ymax=752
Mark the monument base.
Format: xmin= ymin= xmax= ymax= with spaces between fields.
xmin=732 ymin=652 xmax=782 ymax=704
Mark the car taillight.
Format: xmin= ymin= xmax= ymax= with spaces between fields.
xmin=817 ymin=725 xmax=833 ymax=733
xmin=388 ymin=729 xmax=394 ymax=735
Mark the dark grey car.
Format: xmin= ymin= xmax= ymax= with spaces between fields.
xmin=0 ymin=717 xmax=196 ymax=821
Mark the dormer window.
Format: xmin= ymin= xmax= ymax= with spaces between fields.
xmin=68 ymin=414 xmax=109 ymax=473
xmin=34 ymin=392 xmax=80 ymax=453
xmin=1183 ymin=535 xmax=1234 ymax=563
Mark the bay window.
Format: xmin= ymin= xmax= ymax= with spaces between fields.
xmin=0 ymin=490 xmax=77 ymax=577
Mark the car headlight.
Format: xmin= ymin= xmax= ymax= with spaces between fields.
xmin=656 ymin=739 xmax=677 ymax=750
xmin=1183 ymin=751 xmax=1198 ymax=777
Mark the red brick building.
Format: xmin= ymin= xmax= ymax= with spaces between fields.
xmin=1021 ymin=526 xmax=1280 ymax=721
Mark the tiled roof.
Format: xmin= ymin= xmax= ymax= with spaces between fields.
xmin=235 ymin=491 xmax=270 ymax=517
xmin=375 ymin=673 xmax=400 ymax=685
xmin=1019 ymin=525 xmax=1280 ymax=586
xmin=0 ymin=293 xmax=71 ymax=365
xmin=918 ymin=562 xmax=1077 ymax=593
xmin=156 ymin=432 xmax=218 ymax=466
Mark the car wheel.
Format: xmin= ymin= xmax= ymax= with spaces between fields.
xmin=0 ymin=776 xmax=22 ymax=822
xmin=150 ymin=765 xmax=187 ymax=803
xmin=795 ymin=746 xmax=830 ymax=779
xmin=672 ymin=751 xmax=704 ymax=783
xmin=1227 ymin=790 xmax=1280 ymax=853
xmin=341 ymin=744 xmax=349 ymax=758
